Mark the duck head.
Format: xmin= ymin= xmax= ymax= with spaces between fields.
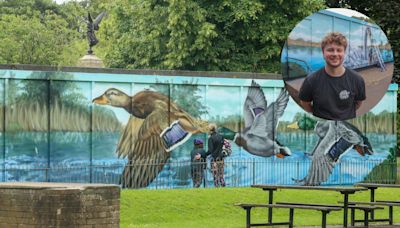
xmin=287 ymin=116 xmax=317 ymax=131
xmin=92 ymin=88 xmax=131 ymax=110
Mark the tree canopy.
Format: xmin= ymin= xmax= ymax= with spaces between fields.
xmin=104 ymin=0 xmax=325 ymax=73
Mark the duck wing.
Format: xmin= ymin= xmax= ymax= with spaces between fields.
xmin=118 ymin=109 xmax=170 ymax=188
xmin=243 ymin=80 xmax=267 ymax=129
xmin=337 ymin=121 xmax=371 ymax=147
xmin=116 ymin=115 xmax=144 ymax=159
xmin=293 ymin=121 xmax=337 ymax=185
xmin=307 ymin=121 xmax=330 ymax=156
xmin=295 ymin=121 xmax=369 ymax=186
xmin=264 ymin=88 xmax=289 ymax=136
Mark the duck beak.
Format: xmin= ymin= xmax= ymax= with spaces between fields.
xmin=287 ymin=122 xmax=299 ymax=129
xmin=92 ymin=95 xmax=109 ymax=105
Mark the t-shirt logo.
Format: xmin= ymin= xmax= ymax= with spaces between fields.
xmin=339 ymin=90 xmax=350 ymax=100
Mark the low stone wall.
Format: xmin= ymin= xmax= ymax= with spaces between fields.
xmin=0 ymin=182 xmax=120 ymax=228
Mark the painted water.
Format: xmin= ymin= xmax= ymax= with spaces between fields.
xmin=0 ymin=131 xmax=393 ymax=188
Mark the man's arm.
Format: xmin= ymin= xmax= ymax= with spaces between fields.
xmin=300 ymin=100 xmax=313 ymax=113
xmin=355 ymin=100 xmax=362 ymax=110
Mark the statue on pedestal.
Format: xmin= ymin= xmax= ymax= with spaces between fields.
xmin=86 ymin=12 xmax=106 ymax=55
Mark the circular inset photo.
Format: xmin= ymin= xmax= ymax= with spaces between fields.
xmin=281 ymin=8 xmax=394 ymax=121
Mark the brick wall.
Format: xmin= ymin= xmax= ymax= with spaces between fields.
xmin=0 ymin=182 xmax=120 ymax=228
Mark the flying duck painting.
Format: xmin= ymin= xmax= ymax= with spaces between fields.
xmin=93 ymin=88 xmax=209 ymax=188
xmin=232 ymin=80 xmax=291 ymax=158
xmin=294 ymin=120 xmax=373 ymax=186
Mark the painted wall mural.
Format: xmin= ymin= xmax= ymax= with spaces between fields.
xmin=0 ymin=67 xmax=397 ymax=188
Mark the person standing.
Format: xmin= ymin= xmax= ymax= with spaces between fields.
xmin=299 ymin=32 xmax=366 ymax=120
xmin=190 ymin=139 xmax=206 ymax=188
xmin=205 ymin=123 xmax=225 ymax=187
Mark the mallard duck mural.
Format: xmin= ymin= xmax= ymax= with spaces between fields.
xmin=0 ymin=67 xmax=395 ymax=187
xmin=93 ymin=88 xmax=209 ymax=188
xmin=293 ymin=120 xmax=373 ymax=186
xmin=222 ymin=80 xmax=291 ymax=158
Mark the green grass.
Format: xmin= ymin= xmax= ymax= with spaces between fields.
xmin=121 ymin=187 xmax=400 ymax=228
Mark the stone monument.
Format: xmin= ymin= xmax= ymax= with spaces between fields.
xmin=77 ymin=12 xmax=106 ymax=68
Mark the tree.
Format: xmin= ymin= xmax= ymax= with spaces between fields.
xmin=0 ymin=0 xmax=86 ymax=66
xmin=105 ymin=0 xmax=325 ymax=73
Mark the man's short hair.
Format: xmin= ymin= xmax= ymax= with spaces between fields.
xmin=208 ymin=123 xmax=217 ymax=132
xmin=321 ymin=32 xmax=348 ymax=50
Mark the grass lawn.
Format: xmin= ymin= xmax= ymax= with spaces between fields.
xmin=121 ymin=187 xmax=400 ymax=228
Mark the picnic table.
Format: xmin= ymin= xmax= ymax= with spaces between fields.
xmin=251 ymin=184 xmax=367 ymax=227
xmin=355 ymin=183 xmax=400 ymax=202
xmin=353 ymin=183 xmax=400 ymax=223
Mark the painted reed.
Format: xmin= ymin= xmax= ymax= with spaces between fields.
xmin=0 ymin=100 xmax=122 ymax=132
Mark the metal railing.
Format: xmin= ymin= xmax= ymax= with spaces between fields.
xmin=1 ymin=158 xmax=397 ymax=189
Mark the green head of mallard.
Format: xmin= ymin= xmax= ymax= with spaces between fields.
xmin=287 ymin=115 xmax=317 ymax=131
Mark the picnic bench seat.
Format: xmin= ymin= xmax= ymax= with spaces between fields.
xmin=235 ymin=203 xmax=341 ymax=228
xmin=345 ymin=200 xmax=400 ymax=225
xmin=279 ymin=202 xmax=383 ymax=227
xmin=376 ymin=200 xmax=400 ymax=204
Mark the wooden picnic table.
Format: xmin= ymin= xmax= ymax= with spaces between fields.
xmin=355 ymin=183 xmax=400 ymax=220
xmin=251 ymin=184 xmax=367 ymax=228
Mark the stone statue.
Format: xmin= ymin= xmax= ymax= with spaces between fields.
xmin=86 ymin=12 xmax=106 ymax=55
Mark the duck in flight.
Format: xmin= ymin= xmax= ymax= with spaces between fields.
xmin=232 ymin=80 xmax=291 ymax=158
xmin=93 ymin=88 xmax=209 ymax=188
xmin=293 ymin=120 xmax=373 ymax=186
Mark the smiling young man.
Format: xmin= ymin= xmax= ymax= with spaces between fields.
xmin=299 ymin=32 xmax=366 ymax=120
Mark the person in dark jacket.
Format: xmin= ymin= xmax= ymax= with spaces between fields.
xmin=191 ymin=138 xmax=206 ymax=188
xmin=205 ymin=123 xmax=225 ymax=187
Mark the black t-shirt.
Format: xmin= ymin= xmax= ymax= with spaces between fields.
xmin=299 ymin=68 xmax=366 ymax=120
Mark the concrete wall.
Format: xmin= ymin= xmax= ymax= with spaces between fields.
xmin=0 ymin=182 xmax=120 ymax=227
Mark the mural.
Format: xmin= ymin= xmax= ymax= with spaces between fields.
xmin=0 ymin=66 xmax=397 ymax=188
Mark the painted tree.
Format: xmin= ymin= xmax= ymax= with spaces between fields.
xmin=150 ymin=79 xmax=208 ymax=118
